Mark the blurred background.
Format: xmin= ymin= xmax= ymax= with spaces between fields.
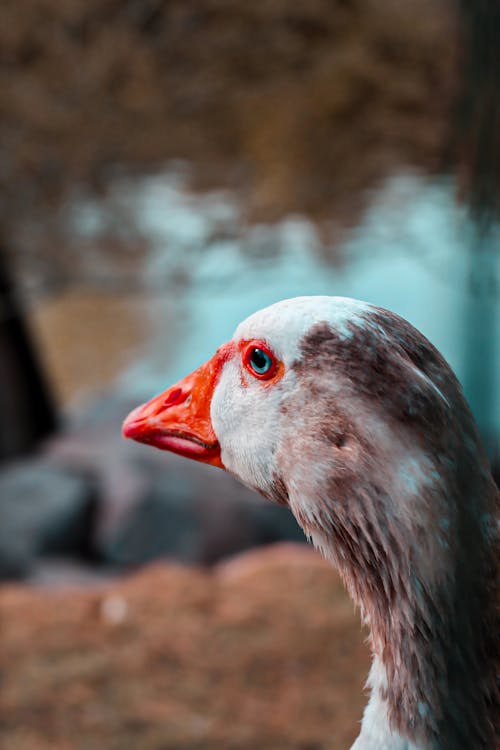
xmin=1 ymin=1 xmax=499 ymax=748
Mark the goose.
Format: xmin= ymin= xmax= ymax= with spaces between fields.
xmin=123 ymin=296 xmax=499 ymax=750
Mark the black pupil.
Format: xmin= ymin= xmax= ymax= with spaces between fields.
xmin=250 ymin=348 xmax=271 ymax=373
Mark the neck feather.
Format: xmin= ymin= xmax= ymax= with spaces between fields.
xmin=288 ymin=448 xmax=498 ymax=750
xmin=278 ymin=387 xmax=499 ymax=750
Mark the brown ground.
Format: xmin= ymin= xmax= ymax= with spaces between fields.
xmin=0 ymin=544 xmax=370 ymax=750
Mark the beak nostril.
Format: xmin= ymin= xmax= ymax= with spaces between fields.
xmin=163 ymin=388 xmax=187 ymax=408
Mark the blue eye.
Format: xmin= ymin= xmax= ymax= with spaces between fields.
xmin=243 ymin=342 xmax=278 ymax=380
xmin=249 ymin=347 xmax=272 ymax=374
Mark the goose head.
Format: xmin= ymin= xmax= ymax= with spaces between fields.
xmin=123 ymin=296 xmax=499 ymax=750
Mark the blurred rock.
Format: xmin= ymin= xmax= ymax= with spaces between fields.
xmin=0 ymin=461 xmax=97 ymax=579
xmin=0 ymin=396 xmax=306 ymax=581
xmin=105 ymin=464 xmax=305 ymax=567
xmin=44 ymin=398 xmax=157 ymax=551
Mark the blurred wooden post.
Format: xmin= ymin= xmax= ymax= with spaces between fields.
xmin=0 ymin=243 xmax=58 ymax=461
xmin=457 ymin=0 xmax=499 ymax=477
xmin=463 ymin=229 xmax=497 ymax=465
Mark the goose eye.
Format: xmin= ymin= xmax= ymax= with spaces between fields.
xmin=250 ymin=348 xmax=272 ymax=374
xmin=243 ymin=343 xmax=278 ymax=380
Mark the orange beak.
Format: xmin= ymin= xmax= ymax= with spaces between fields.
xmin=122 ymin=344 xmax=233 ymax=469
